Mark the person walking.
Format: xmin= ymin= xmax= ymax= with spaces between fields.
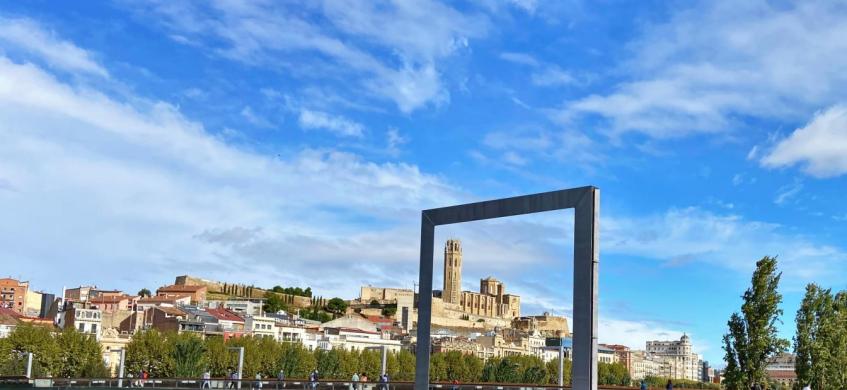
xmin=640 ymin=380 xmax=647 ymax=390
xmin=276 ymin=369 xmax=285 ymax=390
xmin=253 ymin=373 xmax=263 ymax=390
xmin=379 ymin=373 xmax=389 ymax=390
xmin=665 ymin=379 xmax=673 ymax=390
xmin=309 ymin=370 xmax=319 ymax=390
xmin=350 ymin=373 xmax=359 ymax=390
xmin=360 ymin=374 xmax=368 ymax=390
xmin=202 ymin=370 xmax=211 ymax=389
xmin=229 ymin=371 xmax=238 ymax=389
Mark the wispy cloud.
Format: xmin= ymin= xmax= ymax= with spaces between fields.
xmin=0 ymin=16 xmax=108 ymax=77
xmin=132 ymin=1 xmax=488 ymax=113
xmin=240 ymin=106 xmax=274 ymax=128
xmin=298 ymin=109 xmax=365 ymax=138
xmin=773 ymin=181 xmax=803 ymax=206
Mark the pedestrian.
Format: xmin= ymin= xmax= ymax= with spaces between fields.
xmin=309 ymin=370 xmax=319 ymax=390
xmin=142 ymin=370 xmax=148 ymax=388
xmin=229 ymin=371 xmax=238 ymax=389
xmin=665 ymin=379 xmax=673 ymax=390
xmin=350 ymin=373 xmax=359 ymax=390
xmin=127 ymin=372 xmax=134 ymax=388
xmin=277 ymin=369 xmax=285 ymax=390
xmin=202 ymin=370 xmax=211 ymax=389
xmin=640 ymin=380 xmax=647 ymax=390
xmin=450 ymin=379 xmax=459 ymax=390
xmin=379 ymin=373 xmax=388 ymax=390
xmin=360 ymin=373 xmax=368 ymax=390
xmin=253 ymin=373 xmax=263 ymax=390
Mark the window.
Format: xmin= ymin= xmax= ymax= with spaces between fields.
xmin=91 ymin=324 xmax=98 ymax=334
xmin=78 ymin=323 xmax=85 ymax=331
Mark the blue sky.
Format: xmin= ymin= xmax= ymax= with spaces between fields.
xmin=2 ymin=0 xmax=847 ymax=365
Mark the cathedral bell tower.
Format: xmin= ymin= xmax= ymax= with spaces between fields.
xmin=443 ymin=239 xmax=462 ymax=304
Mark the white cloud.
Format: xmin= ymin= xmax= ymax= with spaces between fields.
xmin=0 ymin=16 xmax=108 ymax=77
xmin=133 ymin=1 xmax=487 ymax=113
xmin=531 ymin=66 xmax=576 ymax=87
xmin=604 ymin=207 xmax=847 ymax=286
xmin=0 ymin=56 xmax=461 ymax=297
xmin=240 ymin=106 xmax=274 ymax=128
xmin=386 ymin=127 xmax=408 ymax=155
xmin=760 ymin=105 xmax=847 ymax=178
xmin=499 ymin=52 xmax=539 ymax=67
xmin=773 ymin=181 xmax=803 ymax=206
xmin=558 ymin=1 xmax=847 ymax=139
xmin=298 ymin=109 xmax=365 ymax=138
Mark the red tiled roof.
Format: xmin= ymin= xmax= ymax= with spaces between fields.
xmin=0 ymin=307 xmax=23 ymax=319
xmin=206 ymin=308 xmax=244 ymax=322
xmin=366 ymin=316 xmax=394 ymax=324
xmin=156 ymin=306 xmax=187 ymax=316
xmin=157 ymin=284 xmax=206 ymax=293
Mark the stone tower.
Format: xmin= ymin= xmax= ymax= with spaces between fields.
xmin=443 ymin=239 xmax=462 ymax=304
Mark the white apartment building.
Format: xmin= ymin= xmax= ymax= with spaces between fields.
xmin=630 ymin=350 xmax=668 ymax=380
xmin=302 ymin=327 xmax=402 ymax=352
xmin=245 ymin=315 xmax=276 ymax=338
xmin=276 ymin=323 xmax=307 ymax=342
xmin=59 ymin=308 xmax=103 ymax=340
xmin=639 ymin=334 xmax=702 ymax=381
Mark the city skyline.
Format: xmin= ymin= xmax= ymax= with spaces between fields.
xmin=2 ymin=1 xmax=847 ymax=368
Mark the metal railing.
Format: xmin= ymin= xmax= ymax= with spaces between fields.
xmin=0 ymin=378 xmax=656 ymax=390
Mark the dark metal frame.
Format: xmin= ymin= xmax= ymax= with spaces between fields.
xmin=414 ymin=186 xmax=599 ymax=390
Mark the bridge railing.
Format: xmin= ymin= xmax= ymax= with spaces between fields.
xmin=0 ymin=377 xmax=647 ymax=390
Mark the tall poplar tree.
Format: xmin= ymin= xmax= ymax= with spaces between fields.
xmin=722 ymin=256 xmax=789 ymax=389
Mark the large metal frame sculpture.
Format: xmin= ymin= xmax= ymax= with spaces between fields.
xmin=414 ymin=186 xmax=599 ymax=390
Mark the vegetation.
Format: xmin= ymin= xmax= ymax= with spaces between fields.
xmin=137 ymin=288 xmax=152 ymax=298
xmin=381 ymin=306 xmax=397 ymax=317
xmin=263 ymin=292 xmax=290 ymax=314
xmin=0 ymin=324 xmax=108 ymax=378
xmin=270 ymin=286 xmax=312 ymax=298
xmin=640 ymin=376 xmax=720 ymax=389
xmin=325 ymin=298 xmax=349 ymax=316
xmin=794 ymin=284 xmax=847 ymax=389
xmin=722 ymin=256 xmax=789 ymax=389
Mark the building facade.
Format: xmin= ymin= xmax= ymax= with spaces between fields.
xmin=0 ymin=278 xmax=28 ymax=314
xmin=443 ymin=239 xmax=462 ymax=304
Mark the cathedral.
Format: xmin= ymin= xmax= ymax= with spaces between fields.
xmin=441 ymin=239 xmax=521 ymax=319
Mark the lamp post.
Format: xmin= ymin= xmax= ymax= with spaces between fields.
xmin=25 ymin=352 xmax=33 ymax=379
xmin=117 ymin=349 xmax=126 ymax=388
xmin=228 ymin=347 xmax=245 ymax=389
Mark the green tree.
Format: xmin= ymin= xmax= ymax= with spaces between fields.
xmin=722 ymin=256 xmax=789 ymax=389
xmin=264 ymin=292 xmax=289 ymax=314
xmin=0 ymin=324 xmax=60 ymax=376
xmin=125 ymin=329 xmax=173 ymax=377
xmin=326 ymin=298 xmax=349 ymax=316
xmin=544 ymin=358 xmax=571 ymax=385
xmin=381 ymin=307 xmax=397 ymax=317
xmin=56 ymin=328 xmax=109 ymax=378
xmin=137 ymin=288 xmax=152 ymax=298
xmin=171 ymin=333 xmax=206 ymax=377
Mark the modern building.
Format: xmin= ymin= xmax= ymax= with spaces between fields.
xmin=208 ymin=299 xmax=264 ymax=316
xmin=39 ymin=293 xmax=56 ymax=319
xmin=0 ymin=278 xmax=29 ymax=314
xmin=144 ymin=306 xmax=204 ymax=334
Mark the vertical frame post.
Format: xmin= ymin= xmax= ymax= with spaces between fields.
xmin=414 ymin=215 xmax=435 ymax=390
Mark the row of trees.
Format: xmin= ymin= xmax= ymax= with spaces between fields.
xmin=123 ymin=329 xmax=635 ymax=385
xmin=270 ymin=286 xmax=313 ymax=298
xmin=0 ymin=324 xmax=109 ymax=378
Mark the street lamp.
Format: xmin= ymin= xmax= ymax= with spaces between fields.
xmin=228 ymin=347 xmax=245 ymax=389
